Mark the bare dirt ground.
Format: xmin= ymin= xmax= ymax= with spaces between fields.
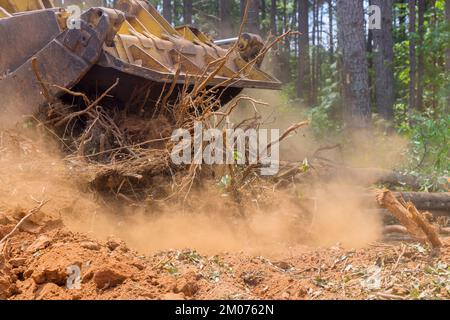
xmin=1 ymin=205 xmax=449 ymax=300
xmin=0 ymin=125 xmax=449 ymax=301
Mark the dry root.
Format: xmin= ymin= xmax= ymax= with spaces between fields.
xmin=377 ymin=189 xmax=442 ymax=250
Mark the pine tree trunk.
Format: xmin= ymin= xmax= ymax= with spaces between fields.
xmin=446 ymin=0 xmax=450 ymax=77
xmin=311 ymin=0 xmax=317 ymax=104
xmin=373 ymin=0 xmax=395 ymax=119
xmin=271 ymin=0 xmax=277 ymax=35
xmin=408 ymin=0 xmax=416 ymax=113
xmin=163 ymin=0 xmax=172 ymax=24
xmin=336 ymin=0 xmax=371 ymax=129
xmin=317 ymin=5 xmax=323 ymax=96
xmin=328 ymin=0 xmax=334 ymax=62
xmin=241 ymin=0 xmax=260 ymax=34
xmin=297 ymin=0 xmax=311 ymax=103
xmin=219 ymin=0 xmax=233 ymax=37
xmin=183 ymin=0 xmax=193 ymax=25
xmin=280 ymin=0 xmax=290 ymax=82
xmin=417 ymin=0 xmax=425 ymax=110
xmin=367 ymin=0 xmax=374 ymax=109
xmin=261 ymin=0 xmax=267 ymax=34
xmin=292 ymin=0 xmax=298 ymax=57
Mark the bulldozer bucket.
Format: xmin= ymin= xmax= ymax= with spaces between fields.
xmin=0 ymin=5 xmax=125 ymax=126
xmin=0 ymin=0 xmax=281 ymax=127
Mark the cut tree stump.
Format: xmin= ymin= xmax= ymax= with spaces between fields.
xmin=376 ymin=189 xmax=442 ymax=250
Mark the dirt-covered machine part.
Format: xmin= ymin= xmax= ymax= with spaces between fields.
xmin=0 ymin=0 xmax=281 ymax=127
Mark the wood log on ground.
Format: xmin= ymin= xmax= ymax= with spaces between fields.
xmin=398 ymin=192 xmax=450 ymax=211
xmin=280 ymin=161 xmax=446 ymax=192
xmin=383 ymin=225 xmax=450 ymax=235
xmin=359 ymin=192 xmax=450 ymax=211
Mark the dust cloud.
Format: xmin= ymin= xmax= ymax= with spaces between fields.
xmin=0 ymin=96 xmax=408 ymax=255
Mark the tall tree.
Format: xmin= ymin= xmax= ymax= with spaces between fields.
xmin=328 ymin=0 xmax=334 ymax=62
xmin=292 ymin=0 xmax=299 ymax=57
xmin=183 ymin=0 xmax=193 ymax=25
xmin=219 ymin=0 xmax=233 ymax=37
xmin=261 ymin=0 xmax=267 ymax=34
xmin=311 ymin=0 xmax=318 ymax=104
xmin=297 ymin=0 xmax=311 ymax=103
xmin=373 ymin=0 xmax=395 ymax=119
xmin=270 ymin=0 xmax=277 ymax=35
xmin=163 ymin=0 xmax=172 ymax=24
xmin=241 ymin=0 xmax=260 ymax=34
xmin=408 ymin=0 xmax=416 ymax=112
xmin=336 ymin=0 xmax=371 ymax=128
xmin=446 ymin=0 xmax=450 ymax=76
xmin=446 ymin=0 xmax=450 ymax=107
xmin=417 ymin=0 xmax=425 ymax=110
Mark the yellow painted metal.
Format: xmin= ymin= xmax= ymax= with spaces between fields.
xmin=234 ymin=57 xmax=271 ymax=81
xmin=2 ymin=0 xmax=279 ymax=86
xmin=0 ymin=0 xmax=53 ymax=12
xmin=0 ymin=6 xmax=11 ymax=18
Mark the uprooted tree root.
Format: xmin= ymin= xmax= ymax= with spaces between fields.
xmin=377 ymin=189 xmax=443 ymax=252
xmin=28 ymin=25 xmax=311 ymax=216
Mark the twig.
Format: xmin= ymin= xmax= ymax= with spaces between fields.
xmin=390 ymin=243 xmax=406 ymax=274
xmin=375 ymin=292 xmax=406 ymax=300
xmin=31 ymin=57 xmax=54 ymax=104
xmin=0 ymin=200 xmax=49 ymax=246
xmin=54 ymin=78 xmax=119 ymax=127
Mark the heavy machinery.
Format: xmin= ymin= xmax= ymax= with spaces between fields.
xmin=0 ymin=0 xmax=281 ymax=127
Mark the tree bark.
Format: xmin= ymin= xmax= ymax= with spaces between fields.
xmin=261 ymin=0 xmax=267 ymax=34
xmin=316 ymin=4 xmax=323 ymax=96
xmin=336 ymin=0 xmax=372 ymax=129
xmin=408 ymin=0 xmax=416 ymax=113
xmin=367 ymin=1 xmax=374 ymax=110
xmin=270 ymin=0 xmax=277 ymax=35
xmin=328 ymin=0 xmax=334 ymax=62
xmin=417 ymin=0 xmax=425 ymax=111
xmin=297 ymin=0 xmax=311 ymax=103
xmin=373 ymin=0 xmax=395 ymax=120
xmin=446 ymin=0 xmax=450 ymax=96
xmin=219 ymin=0 xmax=233 ymax=38
xmin=311 ymin=0 xmax=318 ymax=105
xmin=163 ymin=0 xmax=173 ymax=24
xmin=241 ymin=0 xmax=260 ymax=34
xmin=183 ymin=0 xmax=193 ymax=25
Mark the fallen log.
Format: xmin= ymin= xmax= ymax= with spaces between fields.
xmin=360 ymin=192 xmax=450 ymax=211
xmin=398 ymin=192 xmax=450 ymax=211
xmin=383 ymin=225 xmax=450 ymax=235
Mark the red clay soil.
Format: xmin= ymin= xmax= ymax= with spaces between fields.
xmin=0 ymin=207 xmax=449 ymax=300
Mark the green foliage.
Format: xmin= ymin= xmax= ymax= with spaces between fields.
xmin=393 ymin=0 xmax=450 ymax=111
xmin=396 ymin=109 xmax=450 ymax=191
xmin=306 ymin=62 xmax=342 ymax=139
